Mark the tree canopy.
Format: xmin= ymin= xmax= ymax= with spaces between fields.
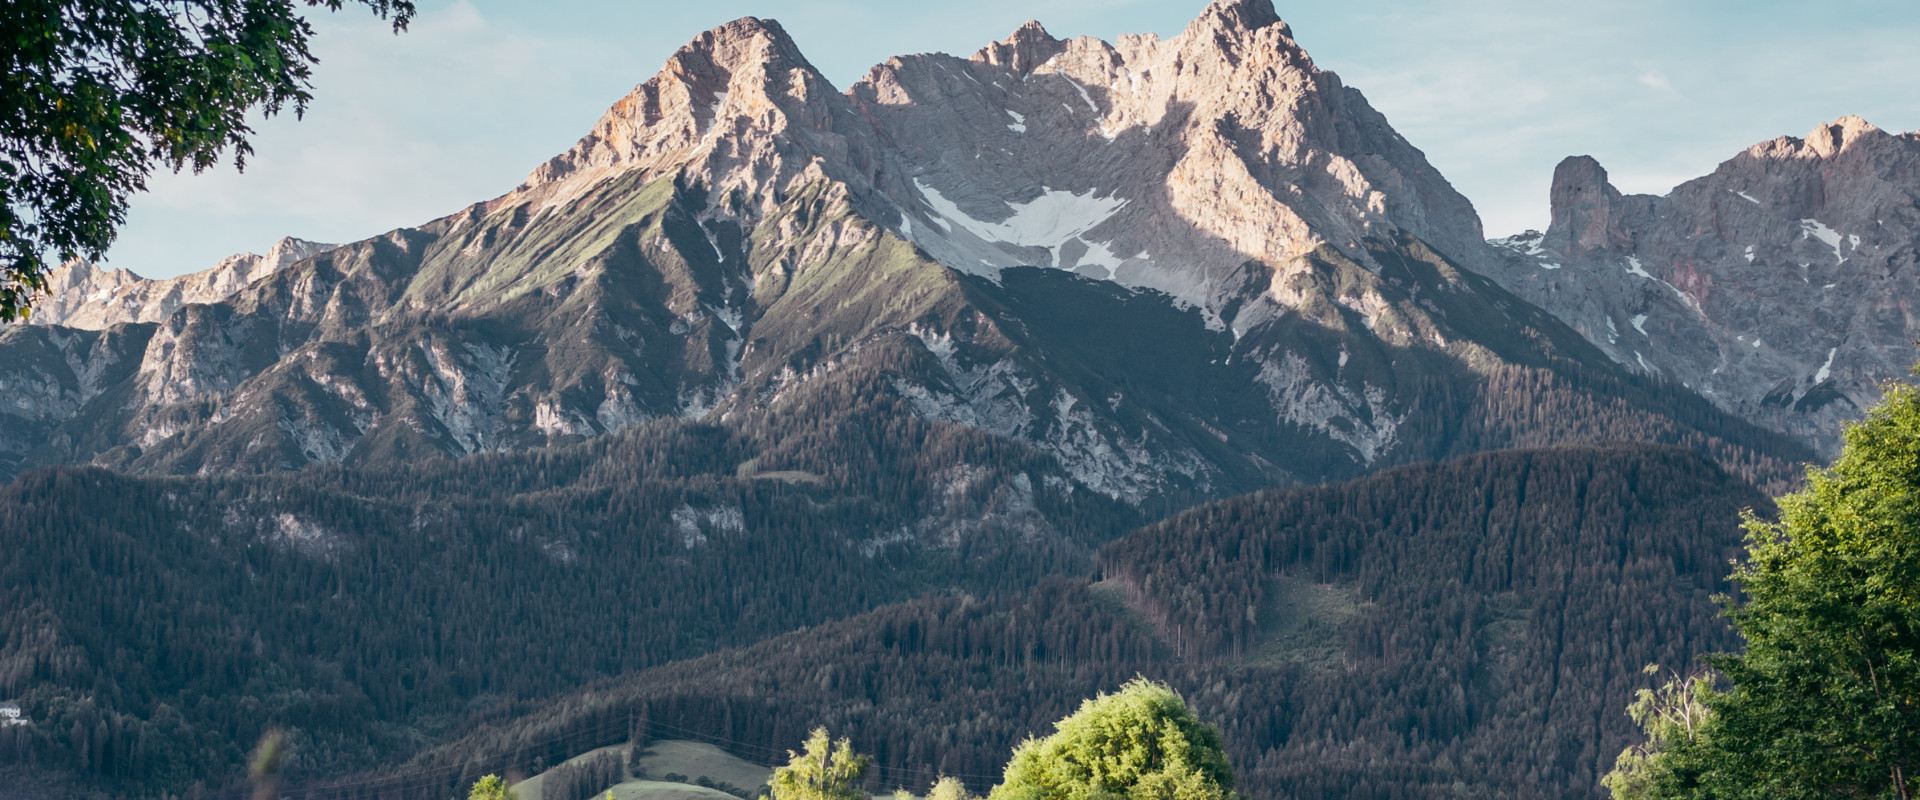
xmin=1606 ymin=382 xmax=1920 ymax=799
xmin=990 ymin=679 xmax=1235 ymax=800
xmin=764 ymin=728 xmax=871 ymax=800
xmin=0 ymin=0 xmax=414 ymax=321
xmin=468 ymin=774 xmax=517 ymax=800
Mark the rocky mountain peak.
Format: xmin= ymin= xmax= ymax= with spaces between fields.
xmin=0 ymin=1 xmax=1814 ymax=508
xmin=666 ymin=16 xmax=815 ymax=91
xmin=1804 ymin=114 xmax=1882 ymax=158
xmin=1167 ymin=0 xmax=1302 ymax=81
xmin=517 ymin=15 xmax=838 ymax=196
xmin=833 ymin=0 xmax=1492 ymax=323
xmin=1189 ymin=0 xmax=1286 ymax=35
xmin=1544 ymin=155 xmax=1629 ymax=257
xmin=971 ymin=20 xmax=1065 ymax=75
xmin=26 ymin=236 xmax=335 ymax=330
xmin=1485 ymin=116 xmax=1920 ymax=454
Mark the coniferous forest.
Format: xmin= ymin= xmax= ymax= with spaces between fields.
xmin=0 ymin=438 xmax=1772 ymax=799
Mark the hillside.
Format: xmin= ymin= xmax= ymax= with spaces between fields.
xmin=342 ymin=443 xmax=1767 ymax=800
xmin=0 ymin=414 xmax=1130 ymax=797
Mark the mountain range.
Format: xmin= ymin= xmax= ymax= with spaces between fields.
xmin=0 ymin=0 xmax=1911 ymax=798
xmin=1484 ymin=115 xmax=1920 ymax=454
xmin=0 ymin=1 xmax=1816 ymax=498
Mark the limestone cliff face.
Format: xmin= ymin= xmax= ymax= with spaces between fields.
xmin=853 ymin=0 xmax=1494 ymax=322
xmin=518 ymin=16 xmax=852 ymax=212
xmin=1485 ymin=116 xmax=1920 ymax=453
xmin=30 ymin=237 xmax=336 ymax=330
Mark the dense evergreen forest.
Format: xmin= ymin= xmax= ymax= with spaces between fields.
xmin=309 ymin=443 xmax=1767 ymax=800
xmin=0 ymin=404 xmax=1134 ymax=798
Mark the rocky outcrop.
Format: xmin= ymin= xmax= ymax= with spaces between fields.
xmin=29 ymin=237 xmax=335 ymax=329
xmin=1485 ymin=116 xmax=1920 ymax=453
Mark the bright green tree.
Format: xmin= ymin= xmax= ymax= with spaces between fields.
xmin=1605 ymin=382 xmax=1920 ymax=799
xmin=928 ymin=776 xmax=975 ymax=800
xmin=762 ymin=727 xmax=871 ymax=800
xmin=0 ymin=0 xmax=415 ymax=321
xmin=468 ymin=773 xmax=517 ymax=800
xmin=1603 ymin=666 xmax=1718 ymax=799
xmin=990 ymin=679 xmax=1236 ymax=800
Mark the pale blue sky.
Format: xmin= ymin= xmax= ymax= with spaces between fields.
xmin=107 ymin=0 xmax=1920 ymax=278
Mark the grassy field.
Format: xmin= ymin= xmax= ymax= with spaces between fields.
xmin=511 ymin=740 xmax=774 ymax=800
xmin=1241 ymin=575 xmax=1361 ymax=671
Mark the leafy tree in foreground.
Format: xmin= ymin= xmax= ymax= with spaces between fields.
xmin=763 ymin=728 xmax=871 ymax=800
xmin=470 ymin=773 xmax=518 ymax=800
xmin=0 ymin=0 xmax=415 ymax=321
xmin=1606 ymin=382 xmax=1920 ymax=799
xmin=990 ymin=678 xmax=1235 ymax=800
xmin=929 ymin=776 xmax=977 ymax=800
xmin=1603 ymin=666 xmax=1718 ymax=799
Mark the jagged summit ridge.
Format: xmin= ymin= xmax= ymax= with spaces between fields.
xmin=1190 ymin=0 xmax=1288 ymax=36
xmin=1485 ymin=115 xmax=1920 ymax=452
xmin=856 ymin=0 xmax=1486 ymax=320
xmin=971 ymin=21 xmax=1066 ymax=75
xmin=519 ymin=15 xmax=841 ymax=202
xmin=29 ymin=237 xmax=336 ymax=330
xmin=510 ymin=3 xmax=1490 ymax=323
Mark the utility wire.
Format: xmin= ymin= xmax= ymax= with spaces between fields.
xmin=272 ymin=711 xmax=1014 ymax=800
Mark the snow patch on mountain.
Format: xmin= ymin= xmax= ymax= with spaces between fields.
xmin=1800 ymin=219 xmax=1846 ymax=263
xmin=910 ymin=180 xmax=1129 ymax=274
xmin=1815 ymin=347 xmax=1838 ymax=384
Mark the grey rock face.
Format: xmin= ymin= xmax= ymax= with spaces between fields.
xmin=1483 ymin=116 xmax=1920 ymax=453
xmin=30 ymin=237 xmax=336 ymax=330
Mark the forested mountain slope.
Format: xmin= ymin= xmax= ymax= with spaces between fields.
xmin=338 ymin=443 xmax=1767 ymax=800
xmin=0 ymin=413 xmax=1129 ymax=797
